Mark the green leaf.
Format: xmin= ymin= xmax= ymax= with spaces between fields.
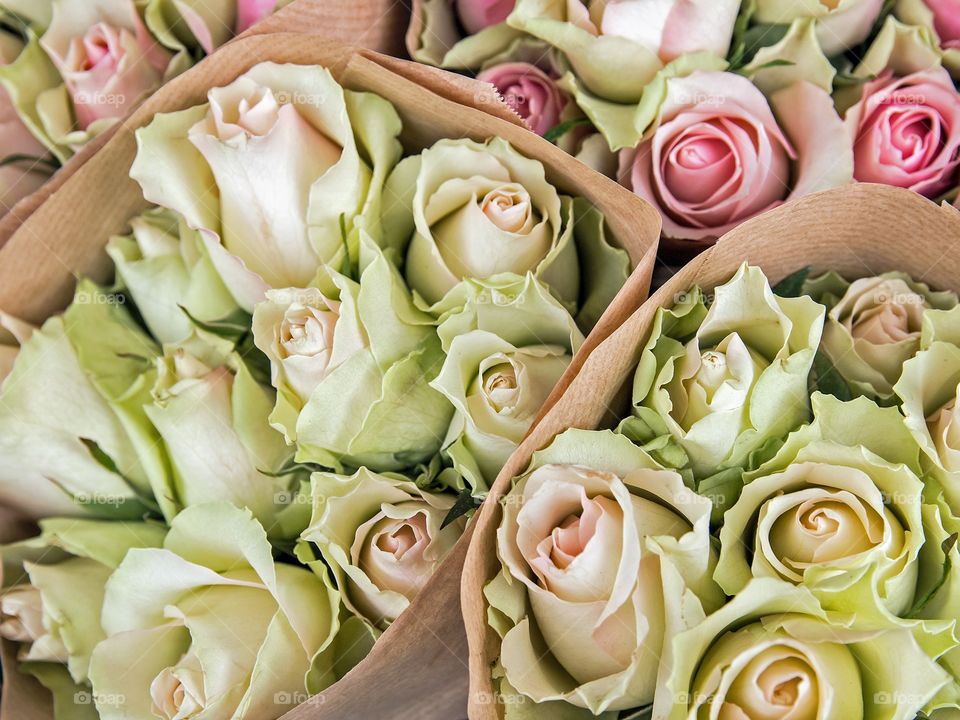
xmin=543 ymin=117 xmax=592 ymax=144
xmin=235 ymin=330 xmax=273 ymax=386
xmin=772 ymin=266 xmax=811 ymax=298
xmin=810 ymin=351 xmax=853 ymax=401
xmin=740 ymin=23 xmax=790 ymax=65
xmin=442 ymin=487 xmax=482 ymax=529
xmin=80 ymin=437 xmax=121 ymax=476
xmin=726 ymin=0 xmax=757 ymax=69
xmin=908 ymin=533 xmax=958 ymax=616
xmin=178 ymin=305 xmax=251 ymax=341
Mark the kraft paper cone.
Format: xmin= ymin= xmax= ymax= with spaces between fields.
xmin=0 ymin=35 xmax=660 ymax=720
xmin=461 ymin=182 xmax=960 ymax=720
xmin=0 ymin=0 xmax=410 ymax=253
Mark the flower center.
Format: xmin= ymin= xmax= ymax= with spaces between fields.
xmin=480 ymin=184 xmax=534 ymax=234
xmin=482 ymin=362 xmax=519 ymax=412
xmin=376 ymin=520 xmax=423 ymax=561
xmin=280 ymin=305 xmax=335 ymax=358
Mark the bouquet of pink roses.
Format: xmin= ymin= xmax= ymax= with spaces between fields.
xmin=408 ymin=0 xmax=960 ymax=251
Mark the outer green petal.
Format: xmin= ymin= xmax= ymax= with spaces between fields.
xmin=409 ymin=0 xmax=522 ymax=69
xmin=744 ymin=18 xmax=836 ymax=95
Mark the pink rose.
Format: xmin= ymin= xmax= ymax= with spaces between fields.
xmin=925 ymin=0 xmax=960 ymax=48
xmin=456 ymin=0 xmax=515 ymax=35
xmin=236 ymin=0 xmax=279 ymax=34
xmin=476 ymin=62 xmax=567 ymax=135
xmin=846 ymin=68 xmax=960 ymax=197
xmin=621 ymin=72 xmax=852 ymax=247
xmin=41 ymin=0 xmax=173 ymax=130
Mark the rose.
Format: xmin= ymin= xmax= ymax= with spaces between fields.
xmin=508 ymin=0 xmax=741 ymax=108
xmin=0 ymin=518 xmax=165 ymax=696
xmin=715 ymin=392 xmax=956 ymax=622
xmin=132 ymin=62 xmax=402 ymax=311
xmin=299 ymin=468 xmax=464 ymax=631
xmin=476 ymin=61 xmax=567 ymax=136
xmin=236 ymin=0 xmax=293 ymax=34
xmin=486 ymin=429 xmax=722 ymax=713
xmin=252 ymin=244 xmax=454 ymax=472
xmin=106 ymin=207 xmax=238 ymax=344
xmin=621 ymin=264 xmax=825 ymax=479
xmin=0 ymin=31 xmax=53 ymax=211
xmin=0 ymin=279 xmax=167 ymax=519
xmin=896 ymin=0 xmax=960 ymax=76
xmin=40 ymin=0 xmax=174 ymax=138
xmin=804 ymin=270 xmax=957 ymax=399
xmin=0 ymin=311 xmax=33 ymax=384
xmin=380 ymin=137 xmax=629 ymax=325
xmin=895 ymin=306 xmax=960 ymax=518
xmin=753 ymin=0 xmax=884 ymax=56
xmin=659 ymin=578 xmax=954 ymax=720
xmin=620 ymin=72 xmax=853 ymax=245
xmin=143 ymin=340 xmax=305 ymax=535
xmin=407 ymin=0 xmax=521 ymax=69
xmin=87 ymin=503 xmax=344 ymax=720
xmin=431 ymin=274 xmax=583 ymax=491
xmin=845 ymin=68 xmax=960 ymax=198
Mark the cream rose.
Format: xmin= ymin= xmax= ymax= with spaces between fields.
xmin=132 ymin=62 xmax=402 ymax=310
xmin=753 ymin=0 xmax=885 ymax=56
xmin=623 ymin=264 xmax=825 ymax=478
xmin=804 ymin=270 xmax=957 ymax=399
xmin=299 ymin=468 xmax=464 ymax=631
xmin=486 ymin=429 xmax=722 ymax=713
xmin=431 ymin=274 xmax=583 ymax=491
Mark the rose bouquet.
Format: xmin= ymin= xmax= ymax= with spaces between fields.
xmin=0 ymin=34 xmax=659 ymax=719
xmin=407 ymin=0 xmax=960 ymax=253
xmin=464 ymin=183 xmax=960 ymax=719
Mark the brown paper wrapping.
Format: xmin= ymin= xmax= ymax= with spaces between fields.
xmin=461 ymin=182 xmax=960 ymax=719
xmin=0 ymin=0 xmax=411 ymax=253
xmin=0 ymin=34 xmax=660 ymax=720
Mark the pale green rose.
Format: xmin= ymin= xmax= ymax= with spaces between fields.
xmin=752 ymin=0 xmax=884 ymax=56
xmin=407 ymin=0 xmax=523 ymax=69
xmin=106 ymin=207 xmax=237 ymax=344
xmin=132 ymin=62 xmax=402 ymax=311
xmin=253 ymin=242 xmax=454 ymax=473
xmin=896 ymin=306 xmax=960 ymax=519
xmin=742 ymin=18 xmax=837 ymax=96
xmin=486 ymin=428 xmax=723 ymax=714
xmin=143 ymin=0 xmax=285 ymax=58
xmin=87 ymin=503 xmax=344 ymax=720
xmin=431 ymin=274 xmax=583 ymax=492
xmin=620 ymin=264 xmax=825 ymax=480
xmin=804 ymin=270 xmax=957 ymax=400
xmin=0 ymin=280 xmax=173 ymax=520
xmin=380 ymin=136 xmax=629 ymax=329
xmin=143 ymin=339 xmax=306 ymax=537
xmin=716 ymin=393 xmax=960 ymax=626
xmin=895 ymin=0 xmax=960 ymax=77
xmin=0 ymin=311 xmax=33 ymax=384
xmin=659 ymin=578 xmax=957 ymax=720
xmin=0 ymin=518 xmax=165 ymax=718
xmin=508 ymin=0 xmax=739 ymax=107
xmin=299 ymin=468 xmax=464 ymax=632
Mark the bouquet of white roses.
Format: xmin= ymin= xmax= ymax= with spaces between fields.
xmin=0 ymin=34 xmax=658 ymax=720
xmin=464 ymin=183 xmax=960 ymax=719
